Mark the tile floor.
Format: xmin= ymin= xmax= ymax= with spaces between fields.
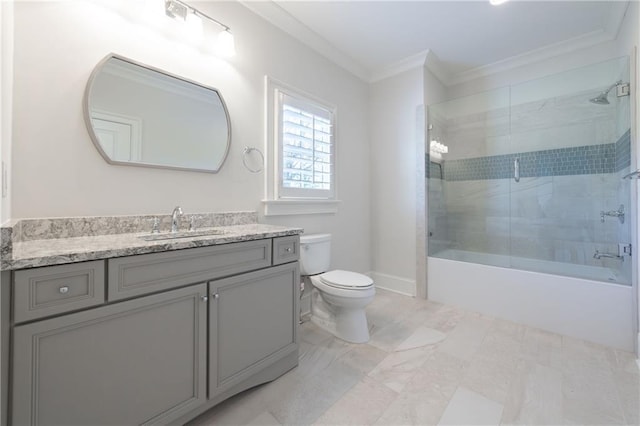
xmin=189 ymin=289 xmax=640 ymax=425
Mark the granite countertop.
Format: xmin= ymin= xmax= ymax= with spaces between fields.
xmin=2 ymin=222 xmax=303 ymax=271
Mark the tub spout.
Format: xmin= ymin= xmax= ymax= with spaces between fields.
xmin=593 ymin=250 xmax=623 ymax=261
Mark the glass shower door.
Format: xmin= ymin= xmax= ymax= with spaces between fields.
xmin=508 ymin=56 xmax=632 ymax=284
xmin=427 ymin=87 xmax=512 ymax=268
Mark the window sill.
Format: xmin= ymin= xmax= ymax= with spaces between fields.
xmin=262 ymin=199 xmax=341 ymax=216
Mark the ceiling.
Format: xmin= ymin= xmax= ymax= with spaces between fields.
xmin=241 ymin=1 xmax=630 ymax=84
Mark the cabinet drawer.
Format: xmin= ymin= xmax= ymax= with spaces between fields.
xmin=272 ymin=236 xmax=300 ymax=265
xmin=13 ymin=261 xmax=105 ymax=323
xmin=108 ymin=239 xmax=272 ymax=301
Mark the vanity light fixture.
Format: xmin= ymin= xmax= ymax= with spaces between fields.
xmin=184 ymin=11 xmax=204 ymax=40
xmin=164 ymin=0 xmax=236 ymax=57
xmin=216 ymin=29 xmax=236 ymax=58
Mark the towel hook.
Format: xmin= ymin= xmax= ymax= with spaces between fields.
xmin=242 ymin=147 xmax=264 ymax=173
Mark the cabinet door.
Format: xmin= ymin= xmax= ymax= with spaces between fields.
xmin=209 ymin=263 xmax=299 ymax=397
xmin=12 ymin=284 xmax=207 ymax=426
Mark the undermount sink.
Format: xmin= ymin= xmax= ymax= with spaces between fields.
xmin=139 ymin=229 xmax=226 ymax=241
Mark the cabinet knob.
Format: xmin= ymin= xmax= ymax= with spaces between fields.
xmin=201 ymin=295 xmax=208 ymax=302
xmin=285 ymin=247 xmax=292 ymax=253
xmin=59 ymin=286 xmax=69 ymax=294
xmin=212 ymin=293 xmax=219 ymax=300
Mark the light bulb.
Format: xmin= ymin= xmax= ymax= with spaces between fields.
xmin=216 ymin=29 xmax=236 ymax=57
xmin=184 ymin=11 xmax=203 ymax=40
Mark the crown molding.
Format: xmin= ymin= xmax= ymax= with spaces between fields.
xmin=239 ymin=0 xmax=371 ymax=82
xmin=370 ymin=50 xmax=429 ymax=83
xmin=446 ymin=28 xmax=614 ymax=86
xmin=423 ymin=50 xmax=452 ymax=86
xmin=425 ymin=1 xmax=629 ymax=87
xmin=369 ymin=49 xmax=456 ymax=85
xmin=603 ymin=0 xmax=630 ymax=39
xmin=240 ymin=0 xmax=629 ymax=87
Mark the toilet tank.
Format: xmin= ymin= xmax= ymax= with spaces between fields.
xmin=299 ymin=234 xmax=331 ymax=275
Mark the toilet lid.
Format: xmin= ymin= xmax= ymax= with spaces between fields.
xmin=319 ymin=270 xmax=374 ymax=289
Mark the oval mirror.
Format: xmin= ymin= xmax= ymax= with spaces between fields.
xmin=84 ymin=54 xmax=231 ymax=173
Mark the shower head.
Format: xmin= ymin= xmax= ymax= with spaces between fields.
xmin=589 ymin=80 xmax=622 ymax=105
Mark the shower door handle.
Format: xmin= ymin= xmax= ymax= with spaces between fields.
xmin=514 ymin=158 xmax=520 ymax=183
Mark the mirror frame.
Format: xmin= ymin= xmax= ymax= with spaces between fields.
xmin=83 ymin=53 xmax=232 ymax=173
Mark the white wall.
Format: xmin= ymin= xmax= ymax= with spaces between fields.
xmin=9 ymin=0 xmax=370 ymax=274
xmin=424 ymin=67 xmax=448 ymax=112
xmin=0 ymin=4 xmax=12 ymax=423
xmin=0 ymin=1 xmax=13 ymax=225
xmin=370 ymin=67 xmax=423 ymax=295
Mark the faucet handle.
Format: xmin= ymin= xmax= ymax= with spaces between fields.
xmin=151 ymin=217 xmax=160 ymax=234
xmin=189 ymin=216 xmax=196 ymax=232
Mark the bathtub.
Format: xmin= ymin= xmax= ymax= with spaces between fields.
xmin=428 ymin=249 xmax=636 ymax=351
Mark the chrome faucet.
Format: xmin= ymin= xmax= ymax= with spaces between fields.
xmin=593 ymin=250 xmax=623 ymax=261
xmin=171 ymin=206 xmax=183 ymax=233
xmin=600 ymin=205 xmax=624 ymax=224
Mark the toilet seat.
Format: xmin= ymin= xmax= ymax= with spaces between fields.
xmin=319 ymin=270 xmax=373 ymax=290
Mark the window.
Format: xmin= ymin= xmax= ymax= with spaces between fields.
xmin=263 ymin=77 xmax=340 ymax=216
xmin=277 ymin=92 xmax=335 ymax=199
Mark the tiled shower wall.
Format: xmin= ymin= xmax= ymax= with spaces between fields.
xmin=439 ymin=174 xmax=626 ymax=266
xmin=428 ymin=88 xmax=631 ymax=273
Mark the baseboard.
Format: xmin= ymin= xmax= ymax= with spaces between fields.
xmin=368 ymin=271 xmax=416 ymax=297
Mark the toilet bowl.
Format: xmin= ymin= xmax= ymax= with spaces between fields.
xmin=300 ymin=235 xmax=375 ymax=343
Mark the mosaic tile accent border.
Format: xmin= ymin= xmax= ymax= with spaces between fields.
xmin=616 ymin=129 xmax=631 ymax=172
xmin=427 ymin=129 xmax=631 ymax=181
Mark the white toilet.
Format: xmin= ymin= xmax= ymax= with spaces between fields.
xmin=299 ymin=234 xmax=375 ymax=343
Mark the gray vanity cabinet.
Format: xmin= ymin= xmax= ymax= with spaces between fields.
xmin=209 ymin=262 xmax=299 ymax=397
xmin=5 ymin=235 xmax=301 ymax=426
xmin=11 ymin=283 xmax=208 ymax=426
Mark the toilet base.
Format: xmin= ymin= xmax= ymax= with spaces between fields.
xmin=310 ymin=289 xmax=371 ymax=344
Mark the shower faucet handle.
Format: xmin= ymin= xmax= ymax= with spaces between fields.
xmin=601 ymin=205 xmax=625 ymax=224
